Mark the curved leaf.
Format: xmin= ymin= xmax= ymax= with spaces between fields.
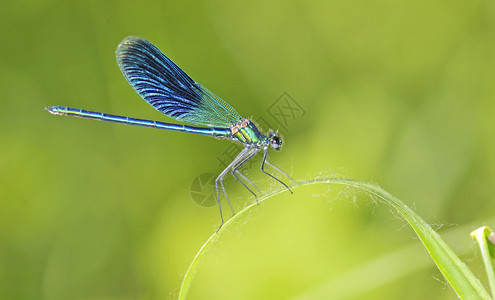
xmin=178 ymin=178 xmax=490 ymax=299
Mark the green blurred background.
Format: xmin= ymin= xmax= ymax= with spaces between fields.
xmin=1 ymin=0 xmax=495 ymax=299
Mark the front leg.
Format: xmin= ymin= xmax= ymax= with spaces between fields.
xmin=260 ymin=147 xmax=293 ymax=194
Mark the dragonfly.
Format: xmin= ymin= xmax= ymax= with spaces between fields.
xmin=46 ymin=36 xmax=293 ymax=227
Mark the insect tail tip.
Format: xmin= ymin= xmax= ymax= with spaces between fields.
xmin=45 ymin=106 xmax=60 ymax=115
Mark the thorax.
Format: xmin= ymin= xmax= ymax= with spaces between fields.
xmin=230 ymin=118 xmax=266 ymax=145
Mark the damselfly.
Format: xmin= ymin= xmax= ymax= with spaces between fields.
xmin=46 ymin=36 xmax=293 ymax=226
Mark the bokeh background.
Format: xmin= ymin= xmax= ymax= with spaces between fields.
xmin=2 ymin=0 xmax=495 ymax=299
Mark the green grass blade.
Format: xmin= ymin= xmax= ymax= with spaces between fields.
xmin=178 ymin=178 xmax=490 ymax=299
xmin=294 ymin=218 xmax=495 ymax=300
xmin=471 ymin=226 xmax=495 ymax=298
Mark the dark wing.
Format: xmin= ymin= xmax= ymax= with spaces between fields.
xmin=116 ymin=36 xmax=241 ymax=128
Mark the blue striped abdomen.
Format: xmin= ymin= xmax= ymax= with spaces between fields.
xmin=46 ymin=106 xmax=231 ymax=138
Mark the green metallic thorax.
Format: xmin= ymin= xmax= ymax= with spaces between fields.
xmin=231 ymin=119 xmax=268 ymax=146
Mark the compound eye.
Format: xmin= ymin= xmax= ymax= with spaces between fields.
xmin=270 ymin=135 xmax=282 ymax=150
